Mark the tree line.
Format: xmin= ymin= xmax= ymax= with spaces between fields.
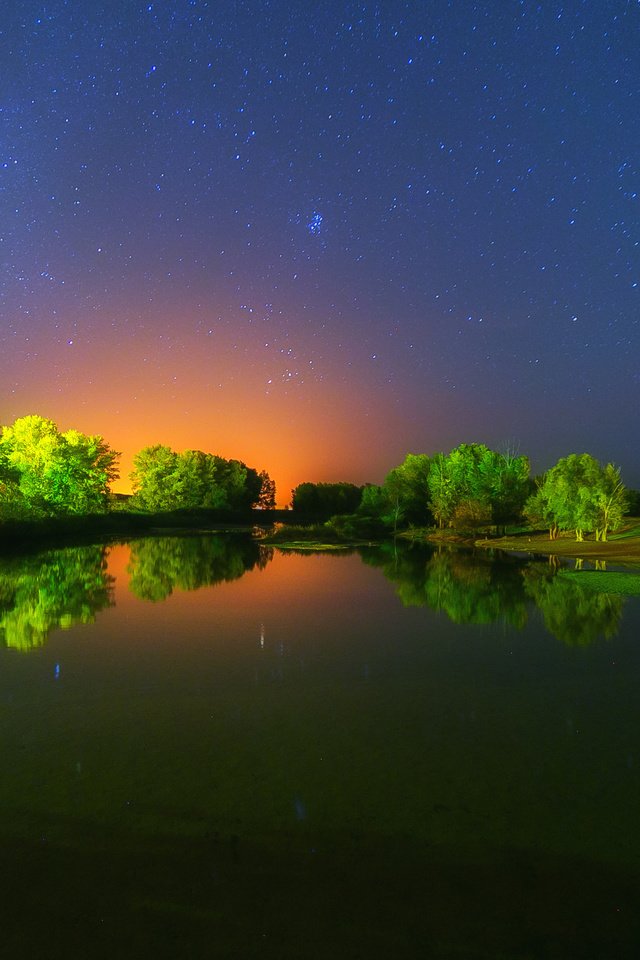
xmin=0 ymin=415 xmax=275 ymax=520
xmin=129 ymin=445 xmax=274 ymax=512
xmin=0 ymin=414 xmax=633 ymax=542
xmin=291 ymin=443 xmax=631 ymax=542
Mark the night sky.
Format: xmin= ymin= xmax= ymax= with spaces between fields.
xmin=2 ymin=1 xmax=639 ymax=501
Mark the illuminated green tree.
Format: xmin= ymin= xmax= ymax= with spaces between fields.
xmin=477 ymin=446 xmax=531 ymax=530
xmin=0 ymin=415 xmax=119 ymax=516
xmin=426 ymin=453 xmax=458 ymax=529
xmin=427 ymin=443 xmax=529 ymax=530
xmin=130 ymin=445 xmax=180 ymax=509
xmin=0 ymin=444 xmax=31 ymax=519
xmin=130 ymin=446 xmax=261 ymax=513
xmin=358 ymin=483 xmax=389 ymax=518
xmin=593 ymin=463 xmax=627 ymax=541
xmin=381 ymin=453 xmax=432 ymax=530
xmin=173 ymin=449 xmax=213 ymax=507
xmin=523 ymin=484 xmax=559 ymax=539
xmin=525 ymin=454 xmax=627 ymax=541
xmin=54 ymin=429 xmax=120 ymax=512
xmin=212 ymin=458 xmax=262 ymax=512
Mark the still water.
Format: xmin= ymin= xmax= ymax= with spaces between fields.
xmin=0 ymin=536 xmax=638 ymax=958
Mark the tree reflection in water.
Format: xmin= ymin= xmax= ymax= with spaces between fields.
xmin=0 ymin=535 xmax=626 ymax=650
xmin=523 ymin=566 xmax=622 ymax=646
xmin=0 ymin=545 xmax=114 ymax=651
xmin=126 ymin=535 xmax=272 ymax=601
xmin=0 ymin=536 xmax=273 ymax=649
xmin=361 ymin=542 xmax=624 ymax=645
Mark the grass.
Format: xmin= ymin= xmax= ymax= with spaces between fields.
xmin=558 ymin=569 xmax=640 ymax=596
xmin=609 ymin=522 xmax=640 ymax=540
xmin=474 ymin=517 xmax=640 ymax=569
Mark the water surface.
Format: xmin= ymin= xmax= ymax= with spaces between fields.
xmin=0 ymin=537 xmax=638 ymax=958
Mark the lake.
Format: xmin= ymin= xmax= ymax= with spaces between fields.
xmin=0 ymin=535 xmax=638 ymax=958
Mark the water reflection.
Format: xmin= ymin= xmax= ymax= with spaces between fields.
xmin=362 ymin=544 xmax=528 ymax=628
xmin=360 ymin=542 xmax=624 ymax=645
xmin=523 ymin=566 xmax=622 ymax=646
xmin=0 ymin=545 xmax=114 ymax=651
xmin=126 ymin=535 xmax=272 ymax=601
xmin=0 ymin=535 xmax=630 ymax=650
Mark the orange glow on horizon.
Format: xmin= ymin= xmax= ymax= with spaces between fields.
xmin=4 ymin=332 xmax=417 ymax=505
xmin=4 ymin=306 xmax=476 ymax=503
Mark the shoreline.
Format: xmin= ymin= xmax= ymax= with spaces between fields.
xmin=3 ymin=511 xmax=640 ymax=571
xmin=472 ymin=531 xmax=640 ymax=568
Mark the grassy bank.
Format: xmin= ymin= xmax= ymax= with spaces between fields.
xmin=474 ymin=519 xmax=640 ymax=568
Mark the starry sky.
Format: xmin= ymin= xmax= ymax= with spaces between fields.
xmin=2 ymin=1 xmax=639 ymax=501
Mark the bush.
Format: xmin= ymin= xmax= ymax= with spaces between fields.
xmin=327 ymin=513 xmax=390 ymax=540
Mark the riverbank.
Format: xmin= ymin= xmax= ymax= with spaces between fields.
xmin=0 ymin=509 xmax=270 ymax=555
xmin=5 ymin=510 xmax=640 ymax=569
xmin=474 ymin=520 xmax=640 ymax=568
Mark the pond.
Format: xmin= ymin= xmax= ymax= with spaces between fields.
xmin=0 ymin=536 xmax=638 ymax=958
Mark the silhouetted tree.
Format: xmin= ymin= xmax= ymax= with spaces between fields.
xmin=291 ymin=482 xmax=362 ymax=520
xmin=255 ymin=470 xmax=276 ymax=509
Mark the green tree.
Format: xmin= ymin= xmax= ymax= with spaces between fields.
xmin=0 ymin=444 xmax=30 ymax=519
xmin=358 ymin=483 xmax=389 ymax=518
xmin=476 ymin=446 xmax=530 ymax=530
xmin=426 ymin=453 xmax=457 ymax=529
xmin=593 ymin=463 xmax=627 ymax=541
xmin=212 ymin=458 xmax=261 ymax=512
xmin=130 ymin=444 xmax=180 ymax=510
xmin=427 ymin=443 xmax=529 ymax=530
xmin=130 ymin=445 xmax=261 ymax=514
xmin=0 ymin=415 xmax=119 ymax=516
xmin=523 ymin=483 xmax=559 ymax=539
xmin=381 ymin=453 xmax=432 ymax=531
xmin=526 ymin=454 xmax=627 ymax=542
xmin=173 ymin=449 xmax=212 ymax=508
xmin=56 ymin=429 xmax=120 ymax=512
